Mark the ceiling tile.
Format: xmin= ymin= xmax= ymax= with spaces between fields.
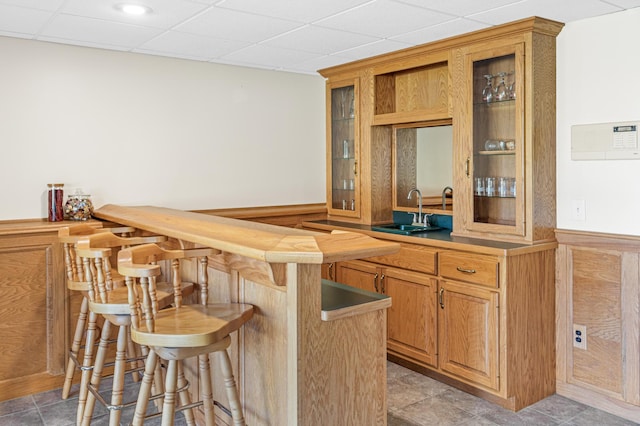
xmin=60 ymin=0 xmax=210 ymax=29
xmin=469 ymin=0 xmax=623 ymax=24
xmin=287 ymin=54 xmax=358 ymax=74
xmin=174 ymin=6 xmax=303 ymax=42
xmin=216 ymin=0 xmax=373 ymax=23
xmin=40 ymin=14 xmax=164 ymax=48
xmin=316 ymin=0 xmax=454 ymax=38
xmin=391 ymin=18 xmax=489 ymax=45
xmin=136 ymin=30 xmax=251 ymax=59
xmin=334 ymin=38 xmax=413 ymax=60
xmin=0 ymin=4 xmax=53 ymax=35
xmin=395 ymin=0 xmax=524 ymax=17
xmin=0 ymin=0 xmax=65 ymax=12
xmin=221 ymin=44 xmax=320 ymax=69
xmin=604 ymin=0 xmax=640 ymax=7
xmin=262 ymin=25 xmax=379 ymax=55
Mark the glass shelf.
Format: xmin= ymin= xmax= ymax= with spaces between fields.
xmin=477 ymin=150 xmax=515 ymax=156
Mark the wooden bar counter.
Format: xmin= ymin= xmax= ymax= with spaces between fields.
xmin=94 ymin=204 xmax=399 ymax=425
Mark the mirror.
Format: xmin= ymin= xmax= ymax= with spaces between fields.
xmin=393 ymin=122 xmax=453 ymax=214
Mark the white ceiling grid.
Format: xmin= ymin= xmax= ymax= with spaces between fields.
xmin=0 ymin=0 xmax=638 ymax=74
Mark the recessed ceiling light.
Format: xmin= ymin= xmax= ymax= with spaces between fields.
xmin=115 ymin=3 xmax=152 ymax=16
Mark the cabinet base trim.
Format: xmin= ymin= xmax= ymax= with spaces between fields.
xmin=0 ymin=372 xmax=64 ymax=402
xmin=387 ymin=353 xmax=516 ymax=411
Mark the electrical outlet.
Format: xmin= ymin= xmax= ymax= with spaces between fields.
xmin=573 ymin=324 xmax=587 ymax=350
xmin=571 ymin=199 xmax=586 ymax=221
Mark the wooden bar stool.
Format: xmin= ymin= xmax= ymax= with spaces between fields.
xmin=118 ymin=243 xmax=254 ymax=426
xmin=74 ymin=232 xmax=196 ymax=426
xmin=58 ymin=224 xmax=135 ymax=399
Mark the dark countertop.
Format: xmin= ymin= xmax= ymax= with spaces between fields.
xmin=303 ymin=220 xmax=557 ymax=256
xmin=321 ymin=279 xmax=390 ymax=321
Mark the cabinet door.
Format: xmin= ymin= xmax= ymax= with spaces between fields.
xmin=335 ymin=260 xmax=378 ymax=293
xmin=438 ymin=280 xmax=499 ymax=391
xmin=458 ymin=42 xmax=525 ymax=237
xmin=327 ymin=79 xmax=360 ymax=218
xmin=384 ymin=268 xmax=438 ymax=367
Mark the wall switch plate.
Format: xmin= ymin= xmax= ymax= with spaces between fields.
xmin=571 ymin=199 xmax=586 ymax=221
xmin=573 ymin=324 xmax=587 ymax=350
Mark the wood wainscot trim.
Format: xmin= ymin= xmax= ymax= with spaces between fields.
xmin=555 ymin=228 xmax=640 ymax=424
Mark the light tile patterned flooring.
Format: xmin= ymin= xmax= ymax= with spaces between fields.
xmin=387 ymin=362 xmax=639 ymax=426
xmin=0 ymin=361 xmax=637 ymax=425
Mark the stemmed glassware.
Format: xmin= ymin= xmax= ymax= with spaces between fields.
xmin=494 ymin=72 xmax=507 ymax=101
xmin=339 ymin=87 xmax=355 ymax=118
xmin=507 ymin=71 xmax=516 ymax=100
xmin=482 ymin=74 xmax=494 ymax=103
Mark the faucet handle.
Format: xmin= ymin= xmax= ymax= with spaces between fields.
xmin=424 ymin=213 xmax=433 ymax=227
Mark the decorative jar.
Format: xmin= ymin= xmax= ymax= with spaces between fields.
xmin=64 ymin=190 xmax=94 ymax=221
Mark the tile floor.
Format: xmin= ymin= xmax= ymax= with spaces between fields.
xmin=0 ymin=362 xmax=638 ymax=425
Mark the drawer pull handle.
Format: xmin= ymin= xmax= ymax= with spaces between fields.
xmin=456 ymin=266 xmax=476 ymax=274
xmin=380 ymin=274 xmax=386 ymax=294
xmin=439 ymin=287 xmax=445 ymax=309
xmin=374 ymin=273 xmax=379 ymax=292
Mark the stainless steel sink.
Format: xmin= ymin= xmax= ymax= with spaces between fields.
xmin=371 ymin=223 xmax=441 ymax=235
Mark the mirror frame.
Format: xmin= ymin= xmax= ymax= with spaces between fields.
xmin=392 ymin=118 xmax=453 ymax=216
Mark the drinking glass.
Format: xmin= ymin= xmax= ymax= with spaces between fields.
xmin=348 ymin=88 xmax=355 ymax=118
xmin=482 ymin=74 xmax=494 ymax=103
xmin=485 ymin=177 xmax=496 ymax=197
xmin=494 ymin=72 xmax=507 ymax=101
xmin=507 ymin=71 xmax=516 ymax=100
xmin=508 ymin=178 xmax=516 ymax=197
xmin=498 ymin=177 xmax=508 ymax=197
xmin=474 ymin=177 xmax=485 ymax=196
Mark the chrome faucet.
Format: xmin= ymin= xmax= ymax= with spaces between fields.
xmin=407 ymin=188 xmax=422 ymax=225
xmin=442 ymin=186 xmax=453 ymax=211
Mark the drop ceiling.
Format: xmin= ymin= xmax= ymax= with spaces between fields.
xmin=1 ymin=0 xmax=638 ymax=75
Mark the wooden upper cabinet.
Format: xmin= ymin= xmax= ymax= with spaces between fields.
xmin=372 ymin=50 xmax=451 ymax=125
xmin=319 ymin=17 xmax=563 ymax=233
xmin=452 ymin=20 xmax=563 ymax=244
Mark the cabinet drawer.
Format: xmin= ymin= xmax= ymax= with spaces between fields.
xmin=439 ymin=251 xmax=499 ymax=288
xmin=365 ymin=243 xmax=438 ymax=275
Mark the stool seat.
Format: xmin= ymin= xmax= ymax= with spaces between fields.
xmin=131 ymin=303 xmax=253 ymax=348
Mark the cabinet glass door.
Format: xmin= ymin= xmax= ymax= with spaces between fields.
xmin=467 ymin=44 xmax=524 ymax=235
xmin=328 ymin=80 xmax=359 ymax=217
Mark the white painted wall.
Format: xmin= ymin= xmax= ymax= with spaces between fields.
xmin=0 ymin=36 xmax=326 ymax=221
xmin=4 ymin=9 xmax=640 ymax=235
xmin=556 ymin=8 xmax=640 ymax=236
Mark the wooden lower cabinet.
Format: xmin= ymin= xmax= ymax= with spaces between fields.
xmin=335 ymin=240 xmax=556 ymax=411
xmin=0 ymin=226 xmax=68 ymax=401
xmin=385 ymin=269 xmax=438 ymax=368
xmin=438 ymin=280 xmax=499 ymax=390
xmin=336 ymin=260 xmax=438 ymax=368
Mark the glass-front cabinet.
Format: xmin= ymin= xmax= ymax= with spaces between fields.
xmin=464 ymin=43 xmax=525 ymax=237
xmin=327 ymin=79 xmax=360 ymax=217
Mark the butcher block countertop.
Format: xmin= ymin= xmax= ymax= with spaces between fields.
xmin=94 ymin=204 xmax=399 ymax=264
